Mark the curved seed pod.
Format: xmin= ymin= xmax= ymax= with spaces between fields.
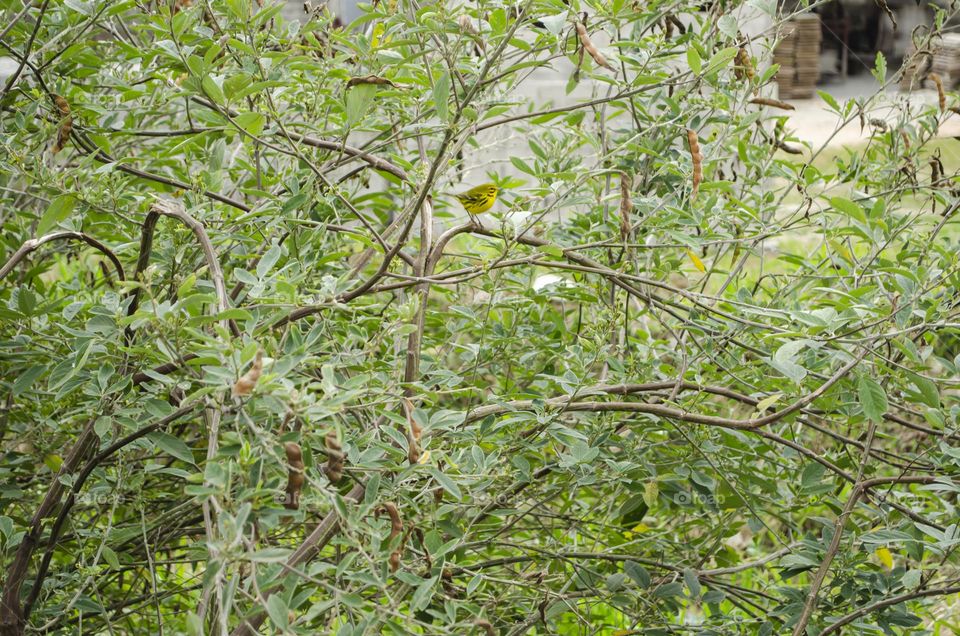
xmin=52 ymin=95 xmax=72 ymax=154
xmin=324 ymin=431 xmax=344 ymax=483
xmin=378 ymin=502 xmax=403 ymax=571
xmin=687 ymin=129 xmax=703 ymax=199
xmin=667 ymin=14 xmax=686 ymax=34
xmin=733 ymin=47 xmax=754 ymax=81
xmin=749 ymin=97 xmax=794 ymax=111
xmin=232 ymin=350 xmax=263 ymax=397
xmin=458 ymin=14 xmax=479 ymax=37
xmin=774 ymin=139 xmax=803 ymax=155
xmin=283 ymin=442 xmax=304 ymax=510
xmin=931 ymin=152 xmax=943 ymax=187
xmin=403 ymin=398 xmax=422 ymax=464
xmin=403 ymin=398 xmax=422 ymax=442
xmin=346 ymin=75 xmax=400 ymax=88
xmin=575 ymin=22 xmax=613 ymax=70
xmin=875 ymin=0 xmax=897 ymax=29
xmin=411 ymin=526 xmax=431 ymax=570
xmin=457 ymin=15 xmax=485 ymax=55
xmin=930 ymin=73 xmax=946 ymax=112
xmin=474 ymin=619 xmax=495 ymax=635
xmin=619 ymin=172 xmax=633 ymax=245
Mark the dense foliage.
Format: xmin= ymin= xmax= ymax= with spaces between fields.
xmin=3 ymin=0 xmax=960 ymax=633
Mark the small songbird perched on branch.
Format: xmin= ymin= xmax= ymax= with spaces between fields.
xmin=454 ymin=183 xmax=499 ymax=223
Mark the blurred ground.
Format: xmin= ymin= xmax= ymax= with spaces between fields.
xmin=786 ymin=72 xmax=960 ymax=149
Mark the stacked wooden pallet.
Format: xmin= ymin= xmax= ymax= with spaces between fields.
xmin=931 ymin=33 xmax=960 ymax=88
xmin=775 ymin=15 xmax=822 ymax=99
xmin=900 ymin=34 xmax=960 ymax=91
xmin=773 ymin=22 xmax=796 ymax=98
xmin=793 ymin=15 xmax=822 ymax=95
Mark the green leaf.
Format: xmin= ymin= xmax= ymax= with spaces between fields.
xmin=909 ymin=374 xmax=940 ymax=408
xmin=37 ymin=195 xmax=77 ymax=235
xmin=11 ymin=365 xmax=46 ymax=396
xmin=705 ymin=47 xmax=738 ymax=74
xmin=256 ymin=243 xmax=282 ymax=278
xmin=858 ymin=376 xmax=888 ymax=423
xmin=873 ymin=51 xmax=887 ymax=83
xmin=605 ymin=572 xmax=628 ymax=592
xmin=428 ymin=466 xmax=462 ymax=500
xmin=800 ymin=462 xmax=825 ymax=491
xmin=410 ymin=576 xmax=438 ymax=611
xmin=539 ymin=13 xmax=566 ymax=35
xmin=101 ymin=545 xmax=120 ymax=569
xmin=817 ymin=90 xmax=841 ymax=113
xmin=201 ymin=75 xmax=225 ymax=105
xmin=830 ymin=196 xmax=865 ymax=222
xmin=901 ymin=569 xmax=922 ymax=589
xmin=624 ymin=560 xmax=650 ymax=587
xmin=345 ymin=84 xmax=377 ymax=127
xmin=755 ymin=392 xmax=782 ymax=413
xmin=683 ymin=568 xmax=701 ymax=598
xmin=717 ymin=15 xmax=738 ymax=39
xmin=687 ymin=47 xmax=702 ymax=74
xmin=147 ymin=432 xmax=196 ymax=465
xmin=223 ymin=72 xmax=252 ymax=100
xmin=364 ymin=472 xmax=381 ymax=506
xmin=642 ymin=481 xmax=658 ymax=508
xmin=234 ymin=111 xmax=265 ymax=137
xmin=265 ymin=594 xmax=288 ymax=630
xmin=433 ymin=71 xmax=450 ymax=122
xmin=539 ymin=244 xmax=564 ymax=258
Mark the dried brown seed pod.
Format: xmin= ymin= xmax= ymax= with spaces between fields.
xmin=619 ymin=172 xmax=633 ymax=245
xmin=52 ymin=95 xmax=72 ymax=154
xmin=748 ymin=97 xmax=794 ymax=111
xmin=931 ymin=153 xmax=944 ymax=187
xmin=458 ymin=14 xmax=479 ymax=36
xmin=283 ymin=442 xmax=304 ymax=510
xmin=457 ymin=14 xmax=485 ymax=54
xmin=232 ymin=350 xmax=263 ymax=397
xmin=324 ymin=431 xmax=344 ymax=483
xmin=346 ymin=75 xmax=400 ymax=88
xmin=378 ymin=502 xmax=403 ymax=571
xmin=875 ymin=0 xmax=896 ymax=29
xmin=733 ymin=47 xmax=754 ymax=81
xmin=403 ymin=398 xmax=422 ymax=464
xmin=930 ymin=73 xmax=946 ymax=112
xmin=666 ymin=14 xmax=686 ymax=34
xmin=686 ymin=129 xmax=703 ymax=199
xmin=403 ymin=398 xmax=422 ymax=442
xmin=774 ymin=139 xmax=803 ymax=155
xmin=410 ymin=526 xmax=431 ymax=570
xmin=474 ymin=619 xmax=495 ymax=635
xmin=575 ymin=22 xmax=613 ymax=70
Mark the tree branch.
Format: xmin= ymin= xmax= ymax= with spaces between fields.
xmin=0 ymin=231 xmax=124 ymax=281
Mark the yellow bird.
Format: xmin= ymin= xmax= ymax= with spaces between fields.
xmin=454 ymin=183 xmax=499 ymax=222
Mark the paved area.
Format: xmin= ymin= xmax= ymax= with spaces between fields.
xmin=784 ymin=72 xmax=960 ymax=150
